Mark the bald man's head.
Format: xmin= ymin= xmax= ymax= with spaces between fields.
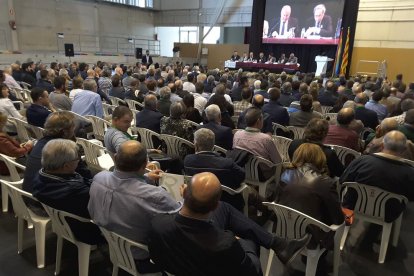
xmin=380 ymin=118 xmax=398 ymax=135
xmin=115 ymin=140 xmax=147 ymax=172
xmin=337 ymin=108 xmax=355 ymax=126
xmin=183 ymin=172 xmax=222 ymax=215
xmin=144 ymin=94 xmax=157 ymax=110
xmin=354 ymin=93 xmax=368 ymax=105
xmin=383 ymin=130 xmax=407 ymax=155
xmin=252 ymin=94 xmax=265 ymax=108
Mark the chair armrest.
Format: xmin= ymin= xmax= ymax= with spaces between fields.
xmin=328 ymin=222 xmax=345 ymax=231
xmin=12 ymin=101 xmax=25 ymax=110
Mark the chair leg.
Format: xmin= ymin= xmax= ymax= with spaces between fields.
xmin=333 ymin=225 xmax=345 ymax=276
xmin=305 ymin=248 xmax=326 ymax=276
xmin=77 ymin=243 xmax=91 ymax=276
xmin=17 ymin=218 xmax=24 ymax=254
xmin=2 ymin=185 xmax=8 ymax=212
xmin=55 ymin=236 xmax=63 ymax=275
xmin=392 ymin=215 xmax=403 ymax=247
xmin=339 ymin=225 xmax=350 ymax=250
xmin=264 ymin=250 xmax=275 ymax=276
xmin=33 ymin=222 xmax=47 ymax=268
xmin=111 ymin=266 xmax=119 ymax=276
xmin=379 ymin=223 xmax=392 ymax=264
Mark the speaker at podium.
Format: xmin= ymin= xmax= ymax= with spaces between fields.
xmin=315 ymin=55 xmax=333 ymax=77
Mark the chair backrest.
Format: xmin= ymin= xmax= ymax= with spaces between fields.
xmin=85 ymin=115 xmax=111 ymax=141
xmin=10 ymin=88 xmax=26 ymax=102
xmin=133 ymin=127 xmax=161 ymax=149
xmin=325 ymin=113 xmax=338 ymax=123
xmin=109 ymin=96 xmax=126 ymax=106
xmin=272 ymin=122 xmax=289 ymax=136
xmin=287 ymin=126 xmax=305 ymax=139
xmin=160 ymin=134 xmax=195 ymax=159
xmin=212 ymin=145 xmax=227 ymax=157
xmin=25 ymin=124 xmax=44 ymax=140
xmin=263 ymin=202 xmax=334 ymax=240
xmin=271 ymin=136 xmax=292 ymax=162
xmin=321 ymin=106 xmax=333 ymax=115
xmin=19 ymin=81 xmax=32 ymax=90
xmin=76 ymin=138 xmax=113 ymax=171
xmin=102 ymin=103 xmax=116 ymax=117
xmin=359 ymin=127 xmax=375 ymax=141
xmin=0 ymin=154 xmax=25 ymax=181
xmin=342 ymin=182 xmax=408 ymax=222
xmin=0 ymin=180 xmax=32 ymax=220
xmin=125 ymin=99 xmax=144 ymax=111
xmin=244 ymin=156 xmax=282 ymax=197
xmin=9 ymin=117 xmax=30 ymax=142
xmin=41 ymin=204 xmax=91 ymax=244
xmin=327 ymin=144 xmax=361 ymax=167
xmin=99 ymin=227 xmax=148 ymax=276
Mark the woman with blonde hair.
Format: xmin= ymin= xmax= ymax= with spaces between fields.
xmin=276 ymin=143 xmax=343 ymax=266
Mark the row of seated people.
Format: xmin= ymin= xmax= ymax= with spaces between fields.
xmin=1 ymin=104 xmax=414 ymax=274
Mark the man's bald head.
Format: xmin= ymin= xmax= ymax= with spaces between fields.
xmin=115 ymin=140 xmax=147 ymax=172
xmin=183 ymin=172 xmax=222 ymax=215
xmin=354 ymin=93 xmax=368 ymax=105
xmin=252 ymin=94 xmax=265 ymax=108
xmin=383 ymin=130 xmax=407 ymax=155
xmin=380 ymin=118 xmax=398 ymax=135
xmin=144 ymin=94 xmax=157 ymax=110
xmin=337 ymin=108 xmax=355 ymax=126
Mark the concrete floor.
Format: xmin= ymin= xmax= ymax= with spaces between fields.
xmin=0 ymin=203 xmax=413 ymax=276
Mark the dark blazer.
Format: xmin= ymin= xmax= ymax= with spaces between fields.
xmin=230 ymin=54 xmax=241 ymax=61
xmin=109 ymin=86 xmax=125 ymax=100
xmin=318 ymin=91 xmax=337 ymax=107
xmin=141 ymin=55 xmax=153 ymax=65
xmin=354 ymin=106 xmax=379 ymax=130
xmin=198 ymin=122 xmax=233 ymax=150
xmin=262 ymin=101 xmax=289 ymax=126
xmin=35 ymin=79 xmax=54 ymax=93
xmin=149 ymin=213 xmax=261 ymax=276
xmin=184 ymin=152 xmax=245 ymax=211
xmin=230 ymin=84 xmax=243 ymax=102
xmin=26 ymin=104 xmax=52 ymax=127
xmin=268 ymin=17 xmax=299 ymax=37
xmin=136 ymin=108 xmax=163 ymax=133
xmin=254 ymin=90 xmax=269 ymax=99
xmin=306 ymin=15 xmax=333 ymax=37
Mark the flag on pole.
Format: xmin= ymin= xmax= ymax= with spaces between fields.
xmin=332 ymin=28 xmax=343 ymax=77
xmin=340 ymin=27 xmax=351 ymax=75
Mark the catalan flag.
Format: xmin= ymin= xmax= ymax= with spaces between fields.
xmin=332 ymin=28 xmax=343 ymax=77
xmin=340 ymin=27 xmax=351 ymax=75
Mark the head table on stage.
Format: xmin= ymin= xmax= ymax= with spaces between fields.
xmin=224 ymin=60 xmax=300 ymax=72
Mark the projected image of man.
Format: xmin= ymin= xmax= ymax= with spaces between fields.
xmin=268 ymin=5 xmax=298 ymax=38
xmin=305 ymin=4 xmax=333 ymax=37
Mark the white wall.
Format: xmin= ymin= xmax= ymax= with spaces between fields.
xmin=157 ymin=27 xmax=180 ymax=56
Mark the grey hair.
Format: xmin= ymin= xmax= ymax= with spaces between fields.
xmin=194 ymin=128 xmax=215 ymax=151
xmin=254 ymin=80 xmax=261 ymax=89
xmin=205 ymin=104 xmax=221 ymax=122
xmin=314 ymin=4 xmax=326 ymax=14
xmin=41 ymin=139 xmax=78 ymax=171
xmin=383 ymin=130 xmax=407 ymax=154
xmin=83 ymin=78 xmax=97 ymax=91
xmin=160 ymin=86 xmax=171 ymax=99
xmin=170 ymin=102 xmax=184 ymax=119
xmin=59 ymin=69 xmax=69 ymax=77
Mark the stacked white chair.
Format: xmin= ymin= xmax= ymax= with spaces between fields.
xmin=327 ymin=144 xmax=361 ymax=167
xmin=272 ymin=136 xmax=292 ymax=162
xmin=76 ymin=138 xmax=114 ymax=171
xmin=287 ymin=126 xmax=305 ymax=139
xmin=159 ymin=134 xmax=195 ymax=160
xmin=0 ymin=153 xmax=25 ymax=212
xmin=132 ymin=127 xmax=161 ymax=149
xmin=85 ymin=115 xmax=111 ymax=141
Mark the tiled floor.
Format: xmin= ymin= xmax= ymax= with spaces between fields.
xmin=0 ymin=202 xmax=413 ymax=276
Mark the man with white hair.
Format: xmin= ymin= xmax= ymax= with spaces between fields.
xmin=32 ymin=139 xmax=103 ymax=245
xmin=341 ymin=130 xmax=414 ymax=221
xmin=305 ymin=4 xmax=333 ymax=37
xmin=268 ymin=5 xmax=299 ymax=38
xmin=198 ymin=104 xmax=233 ymax=150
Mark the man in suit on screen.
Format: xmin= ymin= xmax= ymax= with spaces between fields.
xmin=305 ymin=4 xmax=333 ymax=37
xmin=268 ymin=5 xmax=299 ymax=38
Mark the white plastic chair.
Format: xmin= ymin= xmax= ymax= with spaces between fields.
xmin=102 ymin=103 xmax=116 ymax=118
xmin=109 ymin=96 xmax=127 ymax=107
xmin=25 ymin=124 xmax=44 ymax=140
xmin=287 ymin=126 xmax=305 ymax=139
xmin=160 ymin=134 xmax=195 ymax=160
xmin=243 ymin=156 xmax=282 ymax=198
xmin=325 ymin=113 xmax=338 ymax=123
xmin=132 ymin=127 xmax=161 ymax=149
xmin=327 ymin=144 xmax=361 ymax=167
xmin=41 ymin=204 xmax=97 ymax=276
xmin=212 ymin=145 xmax=227 ymax=156
xmin=0 ymin=180 xmax=50 ymax=268
xmin=99 ymin=227 xmax=149 ymax=276
xmin=76 ymin=138 xmax=114 ymax=171
xmin=271 ymin=136 xmax=292 ymax=162
xmin=272 ymin=122 xmax=289 ymax=136
xmin=125 ymin=99 xmax=144 ymax=111
xmin=19 ymin=81 xmax=32 ymax=90
xmin=85 ymin=115 xmax=111 ymax=141
xmin=321 ymin=106 xmax=333 ymax=115
xmin=221 ymin=184 xmax=250 ymax=215
xmin=263 ymin=202 xmax=344 ymax=276
xmin=8 ymin=117 xmax=30 ymax=142
xmin=0 ymin=153 xmax=25 ymax=212
xmin=340 ymin=182 xmax=408 ymax=263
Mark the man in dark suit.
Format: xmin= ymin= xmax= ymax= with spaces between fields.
xmin=136 ymin=94 xmax=163 ymax=133
xmin=198 ymin=104 xmax=233 ymax=150
xmin=230 ymin=50 xmax=241 ymax=61
xmin=148 ymin=172 xmax=311 ymax=276
xmin=238 ymin=94 xmax=272 ymax=134
xmin=354 ymin=93 xmax=379 ymax=130
xmin=141 ymin=50 xmax=153 ymax=66
xmin=263 ymin=87 xmax=290 ymax=126
xmin=184 ymin=128 xmax=243 ymax=210
xmin=268 ymin=5 xmax=299 ymax=38
xmin=318 ymin=80 xmax=338 ymax=106
xmin=305 ymin=4 xmax=333 ymax=37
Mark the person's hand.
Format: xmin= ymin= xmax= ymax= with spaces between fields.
xmin=179 ymin=184 xmax=187 ymax=197
xmin=149 ymin=149 xmax=162 ymax=154
xmin=147 ymin=169 xmax=163 ymax=181
xmin=21 ymin=140 xmax=33 ymax=150
xmin=146 ymin=162 xmax=159 ymax=171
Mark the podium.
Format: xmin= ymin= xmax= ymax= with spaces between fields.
xmin=315 ymin=56 xmax=333 ymax=77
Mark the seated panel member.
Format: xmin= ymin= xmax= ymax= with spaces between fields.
xmin=268 ymin=5 xmax=299 ymax=38
xmin=305 ymin=4 xmax=333 ymax=37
